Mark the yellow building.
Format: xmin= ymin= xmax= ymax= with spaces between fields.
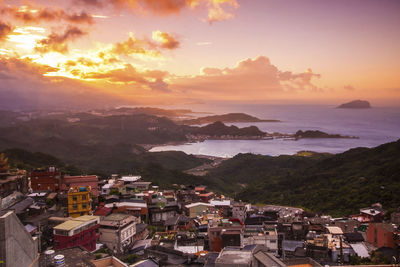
xmin=68 ymin=186 xmax=92 ymax=218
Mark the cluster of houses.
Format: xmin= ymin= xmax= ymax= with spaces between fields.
xmin=0 ymin=164 xmax=400 ymax=267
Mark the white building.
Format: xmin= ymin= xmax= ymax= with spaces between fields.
xmin=99 ymin=213 xmax=138 ymax=254
xmin=232 ymin=203 xmax=247 ymax=223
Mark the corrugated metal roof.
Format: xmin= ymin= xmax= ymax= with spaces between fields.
xmin=74 ymin=215 xmax=99 ymax=222
xmin=254 ymin=251 xmax=286 ymax=267
xmin=54 ymin=220 xmax=84 ymax=231
xmin=326 ymin=226 xmax=344 ymax=235
xmin=283 ymin=240 xmax=304 ymax=252
xmin=350 ymin=243 xmax=369 ymax=258
xmin=54 ymin=216 xmax=99 ymax=230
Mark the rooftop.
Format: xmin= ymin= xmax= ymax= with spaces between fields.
xmin=93 ymin=206 xmax=112 ymax=217
xmin=39 ymin=247 xmax=95 ymax=267
xmin=210 ymin=199 xmax=231 ymax=206
xmin=120 ymin=175 xmax=141 ymax=182
xmin=350 ymin=243 xmax=370 ymax=258
xmin=103 ymin=213 xmax=131 ymax=221
xmin=54 ymin=216 xmax=99 ymax=231
xmin=254 ymin=251 xmax=287 ymax=267
xmin=28 ymin=192 xmax=47 ymax=197
xmin=199 ymin=192 xmax=214 ymax=197
xmin=215 ymin=249 xmax=252 ymax=265
xmin=326 ymin=226 xmax=344 ymax=235
xmin=104 ymin=201 xmax=147 ymax=209
xmin=54 ymin=220 xmax=85 ymax=231
xmin=185 ymin=202 xmax=213 ymax=208
xmin=7 ymin=197 xmax=34 ymax=214
xmin=360 ymin=208 xmax=383 ymax=216
xmin=74 ymin=215 xmax=100 ymax=222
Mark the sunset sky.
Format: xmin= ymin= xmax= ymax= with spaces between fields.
xmin=0 ymin=0 xmax=399 ymax=109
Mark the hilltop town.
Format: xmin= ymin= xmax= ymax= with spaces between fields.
xmin=1 ymin=157 xmax=399 ymax=267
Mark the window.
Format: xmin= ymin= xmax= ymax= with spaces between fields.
xmin=82 ymin=204 xmax=87 ymax=209
xmin=73 ymin=196 xmax=77 ymax=201
xmin=82 ymin=195 xmax=86 ymax=200
xmin=73 ymin=205 xmax=78 ymax=210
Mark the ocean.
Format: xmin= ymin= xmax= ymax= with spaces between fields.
xmin=150 ymin=104 xmax=400 ymax=157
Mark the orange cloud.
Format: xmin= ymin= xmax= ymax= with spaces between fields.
xmin=152 ymin=30 xmax=180 ymax=49
xmin=82 ymin=63 xmax=170 ymax=92
xmin=1 ymin=6 xmax=94 ymax=25
xmin=35 ymin=26 xmax=87 ymax=54
xmin=74 ymin=0 xmax=238 ymax=23
xmin=0 ymin=55 xmax=129 ymax=109
xmin=0 ymin=20 xmax=13 ymax=41
xmin=198 ymin=0 xmax=239 ymax=23
xmin=111 ymin=31 xmax=180 ymax=57
xmin=111 ymin=36 xmax=159 ymax=56
xmin=171 ymin=56 xmax=322 ymax=100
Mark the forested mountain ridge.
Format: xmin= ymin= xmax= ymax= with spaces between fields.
xmin=210 ymin=139 xmax=400 ymax=216
xmin=2 ymin=139 xmax=400 ymax=216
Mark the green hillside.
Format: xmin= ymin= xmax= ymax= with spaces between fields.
xmin=207 ymin=140 xmax=400 ymax=216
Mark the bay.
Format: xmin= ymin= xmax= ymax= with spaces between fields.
xmin=150 ymin=104 xmax=400 ymax=157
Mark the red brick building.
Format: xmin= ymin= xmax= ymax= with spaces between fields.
xmin=30 ymin=167 xmax=62 ymax=192
xmin=366 ymin=223 xmax=396 ymax=249
xmin=53 ymin=215 xmax=100 ymax=252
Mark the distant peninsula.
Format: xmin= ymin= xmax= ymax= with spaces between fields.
xmin=185 ymin=122 xmax=358 ymax=142
xmin=337 ymin=100 xmax=371 ymax=109
xmin=294 ymin=130 xmax=358 ymax=140
xmin=181 ymin=113 xmax=280 ymax=125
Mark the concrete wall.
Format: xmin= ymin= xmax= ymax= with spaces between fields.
xmin=0 ymin=211 xmax=39 ymax=267
xmin=91 ymin=256 xmax=128 ymax=267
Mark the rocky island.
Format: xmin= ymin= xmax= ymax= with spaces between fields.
xmin=180 ymin=112 xmax=280 ymax=125
xmin=337 ymin=100 xmax=371 ymax=109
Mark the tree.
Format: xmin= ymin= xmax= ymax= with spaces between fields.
xmin=0 ymin=153 xmax=10 ymax=173
xmin=124 ymin=254 xmax=137 ymax=264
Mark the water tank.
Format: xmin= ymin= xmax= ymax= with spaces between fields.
xmin=44 ymin=250 xmax=55 ymax=266
xmin=54 ymin=254 xmax=66 ymax=267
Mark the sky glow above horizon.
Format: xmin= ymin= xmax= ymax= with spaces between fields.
xmin=0 ymin=0 xmax=399 ymax=108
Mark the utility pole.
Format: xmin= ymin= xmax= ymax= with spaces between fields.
xmin=118 ymin=221 xmax=121 ymax=255
xmin=38 ymin=222 xmax=42 ymax=253
xmin=339 ymin=235 xmax=343 ymax=265
xmin=282 ymin=233 xmax=286 ymax=260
